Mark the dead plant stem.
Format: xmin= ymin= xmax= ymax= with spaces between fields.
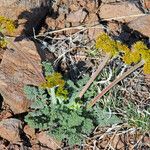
xmin=79 ymin=54 xmax=111 ymax=98
xmin=87 ymin=61 xmax=144 ymax=108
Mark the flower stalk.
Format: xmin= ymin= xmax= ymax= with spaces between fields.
xmin=48 ymin=87 xmax=57 ymax=105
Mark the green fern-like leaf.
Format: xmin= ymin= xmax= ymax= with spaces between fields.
xmin=24 ymin=86 xmax=39 ymax=100
xmin=42 ymin=61 xmax=54 ymax=76
xmin=93 ymin=106 xmax=122 ymax=126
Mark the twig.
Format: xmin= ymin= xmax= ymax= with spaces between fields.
xmin=104 ymin=130 xmax=118 ymax=150
xmin=103 ymin=13 xmax=147 ymax=21
xmin=79 ymin=54 xmax=110 ymax=98
xmin=130 ymin=134 xmax=144 ymax=150
xmin=87 ymin=61 xmax=144 ymax=108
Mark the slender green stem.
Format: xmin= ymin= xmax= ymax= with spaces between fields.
xmin=47 ymin=87 xmax=57 ymax=104
xmin=87 ymin=61 xmax=144 ymax=108
xmin=51 ymin=87 xmax=57 ymax=104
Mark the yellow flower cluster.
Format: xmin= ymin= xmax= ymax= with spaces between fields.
xmin=41 ymin=72 xmax=68 ymax=100
xmin=120 ymin=43 xmax=141 ymax=65
xmin=41 ymin=72 xmax=65 ymax=88
xmin=56 ymin=86 xmax=68 ymax=100
xmin=0 ymin=16 xmax=15 ymax=48
xmin=0 ymin=16 xmax=15 ymax=34
xmin=96 ymin=33 xmax=150 ymax=74
xmin=0 ymin=38 xmax=7 ymax=48
xmin=133 ymin=41 xmax=150 ymax=74
xmin=96 ymin=33 xmax=119 ymax=57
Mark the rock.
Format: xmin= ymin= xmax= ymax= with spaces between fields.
xmin=0 ymin=118 xmax=22 ymax=142
xmin=32 ymin=144 xmax=42 ymax=150
xmin=88 ymin=27 xmax=103 ymax=40
xmin=24 ymin=125 xmax=36 ymax=139
xmin=107 ymin=21 xmax=121 ymax=36
xmin=45 ymin=17 xmax=57 ymax=30
xmin=76 ymin=0 xmax=87 ymax=7
xmin=143 ymin=0 xmax=150 ymax=9
xmin=0 ymin=0 xmax=17 ymax=6
xmin=99 ymin=2 xmax=142 ymax=22
xmin=0 ymin=38 xmax=44 ymax=114
xmin=0 ymin=111 xmax=12 ymax=120
xmin=85 ymin=13 xmax=103 ymax=40
xmin=85 ymin=13 xmax=98 ymax=25
xmin=45 ymin=11 xmax=66 ymax=29
xmin=69 ymin=3 xmax=79 ymax=12
xmin=0 ymin=48 xmax=5 ymax=63
xmin=0 ymin=0 xmax=49 ymax=35
xmin=86 ymin=0 xmax=96 ymax=12
xmin=101 ymin=0 xmax=122 ymax=3
xmin=66 ymin=9 xmax=88 ymax=23
xmin=128 ymin=15 xmax=150 ymax=37
xmin=37 ymin=132 xmax=60 ymax=150
xmin=0 ymin=143 xmax=6 ymax=150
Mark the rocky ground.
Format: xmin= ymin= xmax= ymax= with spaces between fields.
xmin=0 ymin=0 xmax=150 ymax=149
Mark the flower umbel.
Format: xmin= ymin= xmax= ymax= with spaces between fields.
xmin=0 ymin=16 xmax=15 ymax=48
xmin=41 ymin=72 xmax=65 ymax=89
xmin=96 ymin=33 xmax=150 ymax=74
xmin=0 ymin=16 xmax=15 ymax=34
xmin=0 ymin=38 xmax=7 ymax=48
xmin=41 ymin=72 xmax=68 ymax=101
xmin=96 ymin=33 xmax=119 ymax=57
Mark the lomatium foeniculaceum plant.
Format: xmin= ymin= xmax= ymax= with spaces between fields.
xmin=24 ymin=62 xmax=122 ymax=146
